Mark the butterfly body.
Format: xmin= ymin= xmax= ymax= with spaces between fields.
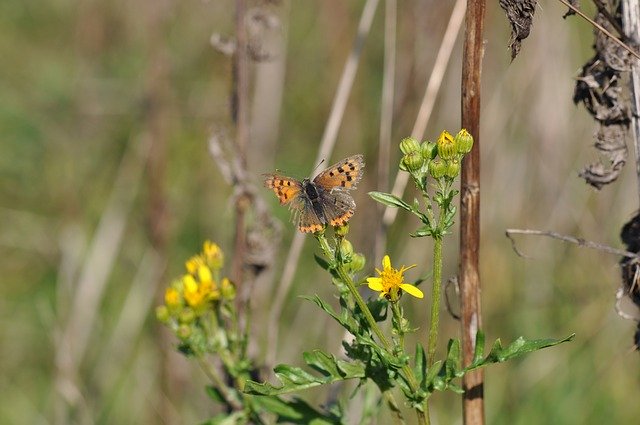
xmin=264 ymin=155 xmax=365 ymax=233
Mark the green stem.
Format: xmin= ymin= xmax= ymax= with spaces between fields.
xmin=198 ymin=356 xmax=243 ymax=411
xmin=337 ymin=261 xmax=427 ymax=424
xmin=316 ymin=231 xmax=334 ymax=258
xmin=335 ymin=260 xmax=391 ymax=349
xmin=390 ymin=301 xmax=405 ymax=350
xmin=427 ymin=236 xmax=442 ymax=368
xmin=316 ymin=232 xmax=428 ymax=424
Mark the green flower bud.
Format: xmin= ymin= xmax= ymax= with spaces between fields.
xmin=445 ymin=158 xmax=461 ymax=179
xmin=402 ymin=151 xmax=424 ymax=172
xmin=156 ymin=305 xmax=170 ymax=324
xmin=421 ymin=141 xmax=437 ymax=160
xmin=400 ymin=137 xmax=421 ymax=155
xmin=429 ymin=158 xmax=446 ymax=179
xmin=340 ymin=238 xmax=354 ymax=258
xmin=177 ymin=324 xmax=192 ymax=340
xmin=220 ymin=277 xmax=236 ymax=300
xmin=350 ymin=253 xmax=366 ymax=272
xmin=436 ymin=130 xmax=456 ymax=160
xmin=454 ymin=129 xmax=474 ymax=154
xmin=334 ymin=223 xmax=350 ymax=237
xmin=179 ymin=308 xmax=196 ymax=324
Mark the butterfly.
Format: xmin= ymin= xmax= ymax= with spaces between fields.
xmin=264 ymin=154 xmax=365 ymax=233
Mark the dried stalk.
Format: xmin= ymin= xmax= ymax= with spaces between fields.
xmin=460 ymin=0 xmax=486 ymax=424
xmin=232 ymin=0 xmax=251 ymax=288
xmin=375 ymin=0 xmax=397 ymax=261
xmin=505 ymin=228 xmax=640 ymax=259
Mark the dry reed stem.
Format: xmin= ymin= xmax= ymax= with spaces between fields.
xmin=54 ymin=139 xmax=147 ymax=423
xmin=97 ymin=250 xmax=164 ymax=389
xmin=141 ymin=4 xmax=174 ymax=421
xmin=382 ymin=0 xmax=466 ymax=227
xmin=266 ymin=0 xmax=381 ymax=368
xmin=232 ymin=0 xmax=251 ymax=288
xmin=375 ymin=0 xmax=397 ymax=261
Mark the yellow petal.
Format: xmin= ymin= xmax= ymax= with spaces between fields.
xmin=382 ymin=255 xmax=391 ymax=269
xmin=185 ymin=255 xmax=202 ymax=274
xmin=367 ymin=277 xmax=383 ymax=291
xmin=183 ymin=275 xmax=198 ymax=293
xmin=197 ymin=265 xmax=213 ymax=283
xmin=164 ymin=288 xmax=180 ymax=307
xmin=400 ymin=283 xmax=424 ymax=299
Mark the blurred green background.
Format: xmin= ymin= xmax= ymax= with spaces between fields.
xmin=2 ymin=0 xmax=639 ymax=424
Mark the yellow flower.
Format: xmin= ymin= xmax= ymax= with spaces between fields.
xmin=183 ymin=274 xmax=205 ymax=307
xmin=183 ymin=265 xmax=221 ymax=308
xmin=203 ymin=240 xmax=224 ymax=270
xmin=186 ymin=255 xmax=205 ymax=274
xmin=164 ymin=287 xmax=181 ymax=308
xmin=367 ymin=255 xmax=423 ymax=301
xmin=436 ymin=130 xmax=456 ymax=160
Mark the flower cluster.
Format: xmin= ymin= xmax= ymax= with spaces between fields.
xmin=156 ymin=241 xmax=235 ymax=341
xmin=399 ymin=129 xmax=473 ymax=183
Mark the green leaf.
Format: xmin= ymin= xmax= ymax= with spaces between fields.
xmin=244 ymin=351 xmax=365 ymax=396
xmin=368 ymin=191 xmax=412 ymax=211
xmin=303 ymin=350 xmax=365 ymax=380
xmin=410 ymin=225 xmax=433 ymax=238
xmin=473 ymin=331 xmax=485 ymax=364
xmin=424 ymin=359 xmax=442 ymax=391
xmin=302 ymin=295 xmax=359 ymax=335
xmin=366 ymin=298 xmax=388 ymax=322
xmin=444 ymin=339 xmax=462 ymax=380
xmin=200 ymin=411 xmax=246 ymax=425
xmin=314 ymin=254 xmax=332 ymax=271
xmin=467 ymin=333 xmax=575 ymax=371
xmin=446 ymin=382 xmax=465 ymax=394
xmin=252 ymin=395 xmax=343 ymax=425
xmin=205 ymin=385 xmax=225 ymax=403
xmin=413 ymin=344 xmax=427 ymax=385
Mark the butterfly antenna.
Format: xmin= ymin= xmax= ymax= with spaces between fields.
xmin=311 ymin=159 xmax=326 ymax=177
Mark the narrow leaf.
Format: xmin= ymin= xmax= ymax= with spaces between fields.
xmin=410 ymin=225 xmax=433 ymax=238
xmin=444 ymin=339 xmax=461 ymax=379
xmin=314 ymin=254 xmax=332 ymax=271
xmin=414 ymin=343 xmax=427 ymax=384
xmin=244 ymin=353 xmax=365 ymax=396
xmin=252 ymin=396 xmax=342 ymax=425
xmin=205 ymin=385 xmax=224 ymax=403
xmin=473 ymin=330 xmax=485 ymax=364
xmin=467 ymin=333 xmax=575 ymax=372
xmin=368 ymin=191 xmax=412 ymax=211
xmin=200 ymin=411 xmax=246 ymax=425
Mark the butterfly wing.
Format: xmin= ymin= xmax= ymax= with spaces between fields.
xmin=319 ymin=189 xmax=356 ymax=227
xmin=263 ymin=174 xmax=303 ymax=205
xmin=264 ymin=174 xmax=324 ymax=233
xmin=297 ymin=198 xmax=325 ymax=233
xmin=313 ymin=154 xmax=365 ymax=191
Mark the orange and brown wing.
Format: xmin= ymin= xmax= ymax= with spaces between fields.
xmin=263 ymin=174 xmax=303 ymax=205
xmin=297 ymin=206 xmax=325 ymax=233
xmin=313 ymin=154 xmax=365 ymax=191
xmin=320 ymin=190 xmax=356 ymax=227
